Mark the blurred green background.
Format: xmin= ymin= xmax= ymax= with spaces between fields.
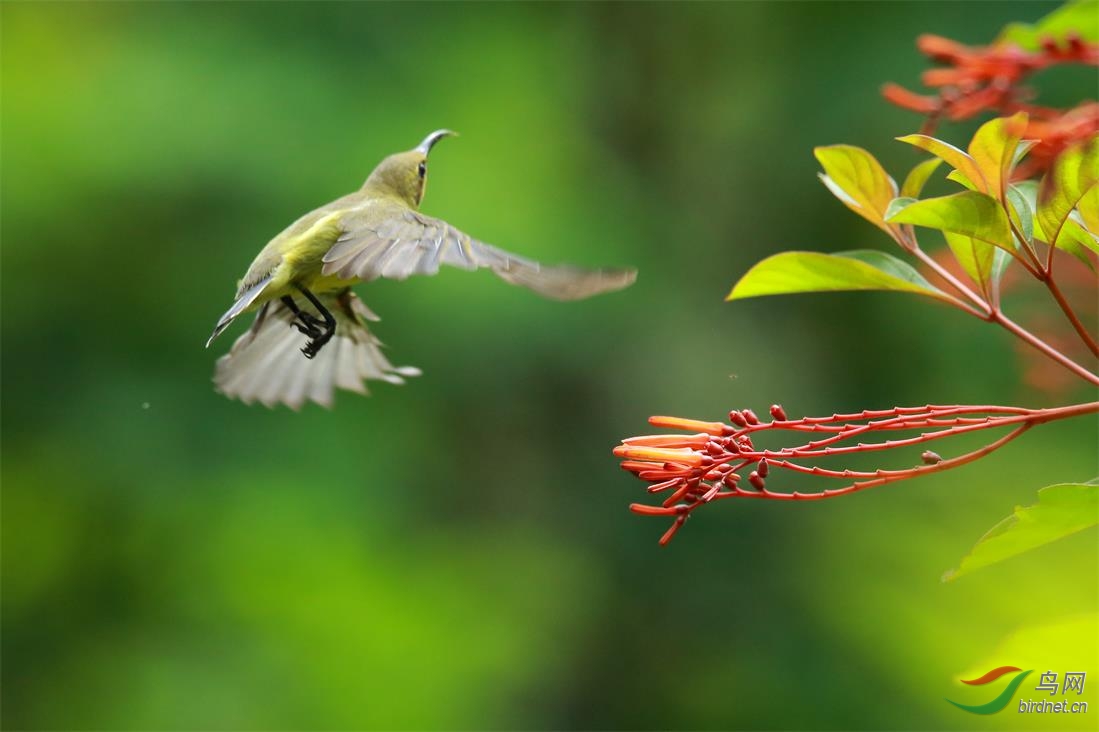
xmin=3 ymin=2 xmax=1097 ymax=729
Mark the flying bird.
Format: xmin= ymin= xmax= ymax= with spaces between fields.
xmin=207 ymin=130 xmax=636 ymax=409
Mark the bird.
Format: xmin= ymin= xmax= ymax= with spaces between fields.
xmin=206 ymin=129 xmax=637 ymax=410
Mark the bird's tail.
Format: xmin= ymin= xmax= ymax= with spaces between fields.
xmin=206 ymin=277 xmax=272 ymax=348
xmin=212 ymin=290 xmax=420 ymax=409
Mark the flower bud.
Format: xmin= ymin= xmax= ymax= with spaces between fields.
xmin=646 ymin=477 xmax=684 ymax=493
xmin=629 ymin=503 xmax=680 ymax=516
xmin=742 ymin=409 xmax=760 ymax=425
xmin=613 ymin=445 xmax=704 ymax=467
xmin=757 ymin=459 xmax=769 ymax=478
xmin=659 ymin=515 xmax=687 ymax=546
xmin=769 ymin=404 xmax=788 ymax=421
xmin=728 ymin=410 xmax=747 ymax=427
xmin=921 ymin=450 xmax=943 ymax=465
xmin=648 ymin=416 xmax=727 ymax=436
xmin=623 ymin=433 xmax=710 ymax=448
xmin=748 ymin=471 xmax=766 ymax=491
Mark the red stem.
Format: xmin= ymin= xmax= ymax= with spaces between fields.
xmin=908 ymin=245 xmax=991 ymax=315
xmin=721 ymin=423 xmax=1032 ymax=501
xmin=624 ymin=402 xmax=1099 ymax=541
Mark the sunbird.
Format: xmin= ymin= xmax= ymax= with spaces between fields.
xmin=207 ymin=129 xmax=636 ymax=409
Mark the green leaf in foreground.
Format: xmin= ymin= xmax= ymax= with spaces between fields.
xmin=887 ymin=190 xmax=1014 ymax=251
xmin=727 ymin=250 xmax=949 ymax=301
xmin=944 ymin=482 xmax=1099 ymax=582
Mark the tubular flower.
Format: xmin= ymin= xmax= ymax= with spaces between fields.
xmin=615 ymin=403 xmax=1099 ymax=545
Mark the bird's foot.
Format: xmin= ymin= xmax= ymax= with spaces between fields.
xmin=292 ymin=310 xmax=325 ymax=337
xmin=293 ymin=320 xmax=323 ymax=339
xmin=301 ymin=328 xmax=335 ymax=359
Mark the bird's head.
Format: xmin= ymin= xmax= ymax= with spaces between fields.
xmin=363 ymin=129 xmax=458 ymax=208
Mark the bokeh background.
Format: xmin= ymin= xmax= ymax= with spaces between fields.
xmin=3 ymin=2 xmax=1097 ymax=730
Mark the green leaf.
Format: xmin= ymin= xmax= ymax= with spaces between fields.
xmin=996 ymin=0 xmax=1099 ymax=50
xmin=814 ymin=145 xmax=898 ymax=232
xmin=1078 ymin=182 xmax=1099 ymax=234
xmin=943 ymin=482 xmax=1099 ymax=582
xmin=945 ymin=169 xmax=978 ymax=191
xmin=897 ymin=134 xmax=987 ymax=193
xmin=991 ymin=247 xmax=1012 ymax=288
xmin=943 ymin=232 xmax=995 ymax=295
xmin=900 ymin=158 xmax=942 ymax=199
xmin=1012 ymin=139 xmax=1039 ymax=169
xmin=727 ymin=249 xmax=949 ymax=301
xmin=967 ymin=113 xmax=1027 ymax=201
xmin=887 ymin=191 xmax=1014 ymax=251
xmin=1006 ymin=182 xmax=1035 ymax=246
xmin=884 ymin=197 xmax=916 ymax=220
xmin=1037 ymin=136 xmax=1099 ymax=248
xmin=1058 ymin=216 xmax=1099 ymax=270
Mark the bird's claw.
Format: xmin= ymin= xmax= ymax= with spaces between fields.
xmin=294 ymin=321 xmax=321 ymax=338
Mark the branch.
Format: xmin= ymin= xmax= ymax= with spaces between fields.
xmin=615 ymin=402 xmax=1099 ymax=544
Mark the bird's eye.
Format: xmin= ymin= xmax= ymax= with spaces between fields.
xmin=417 ymin=162 xmax=427 ymax=178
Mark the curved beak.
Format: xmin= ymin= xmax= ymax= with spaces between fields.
xmin=415 ymin=129 xmax=458 ymax=156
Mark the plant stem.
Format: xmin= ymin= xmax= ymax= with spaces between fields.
xmin=1008 ymin=211 xmax=1044 ymax=274
xmin=909 ymin=246 xmax=991 ymax=314
xmin=754 ymin=423 xmax=1034 ymax=499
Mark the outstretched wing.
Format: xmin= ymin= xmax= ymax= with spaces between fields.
xmin=322 ymin=204 xmax=636 ymax=300
xmin=213 ymin=290 xmax=420 ymax=410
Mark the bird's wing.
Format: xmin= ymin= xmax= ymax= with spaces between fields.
xmin=214 ymin=290 xmax=419 ymax=410
xmin=322 ymin=205 xmax=636 ymax=301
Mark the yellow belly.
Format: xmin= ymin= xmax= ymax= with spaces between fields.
xmin=305 ymin=270 xmax=361 ymax=293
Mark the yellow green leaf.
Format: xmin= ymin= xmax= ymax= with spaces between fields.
xmin=814 ymin=145 xmax=898 ymax=232
xmin=967 ymin=113 xmax=1028 ymax=201
xmin=897 ymin=134 xmax=988 ymax=193
xmin=887 ymin=191 xmax=1014 ymax=251
xmin=1078 ymin=182 xmax=1099 ymax=234
xmin=1008 ymin=181 xmax=1038 ymax=246
xmin=727 ymin=249 xmax=949 ymax=302
xmin=900 ymin=157 xmax=942 ymax=199
xmin=944 ymin=482 xmax=1099 ymax=582
xmin=1058 ymin=216 xmax=1099 ymax=271
xmin=945 ymin=169 xmax=978 ymax=191
xmin=943 ymin=232 xmax=995 ymax=295
xmin=996 ymin=0 xmax=1099 ymax=49
xmin=1037 ymin=137 xmax=1099 ymax=247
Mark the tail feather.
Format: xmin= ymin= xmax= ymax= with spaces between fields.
xmin=206 ymin=276 xmax=273 ymax=348
xmin=212 ymin=290 xmax=419 ymax=410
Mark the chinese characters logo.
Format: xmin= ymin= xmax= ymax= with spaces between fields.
xmin=947 ymin=667 xmax=1088 ymax=715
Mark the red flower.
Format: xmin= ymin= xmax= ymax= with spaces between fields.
xmin=614 ymin=404 xmax=1095 ymax=545
xmin=883 ymin=32 xmax=1098 ymax=177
